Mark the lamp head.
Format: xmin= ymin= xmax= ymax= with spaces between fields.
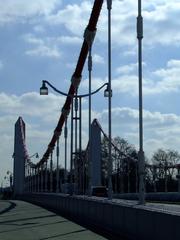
xmin=104 ymin=84 xmax=112 ymax=98
xmin=40 ymin=81 xmax=48 ymax=95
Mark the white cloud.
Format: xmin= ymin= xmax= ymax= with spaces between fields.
xmin=93 ymin=54 xmax=105 ymax=64
xmin=116 ymin=63 xmax=137 ymax=75
xmin=26 ymin=45 xmax=60 ymax=58
xmin=1 ymin=0 xmax=179 ymax=49
xmin=0 ymin=92 xmax=65 ymax=117
xmin=98 ymin=107 xmax=180 ymax=157
xmin=43 ymin=0 xmax=180 ymax=48
xmin=45 ymin=1 xmax=91 ymax=36
xmin=81 ymin=77 xmax=106 ymax=91
xmin=82 ymin=59 xmax=180 ymax=96
xmin=24 ymin=34 xmax=61 ymax=58
xmin=0 ymin=0 xmax=60 ymax=25
xmin=143 ymin=1 xmax=180 ymax=46
xmin=148 ymin=59 xmax=180 ymax=94
xmin=23 ymin=33 xmax=83 ymax=58
xmin=57 ymin=36 xmax=82 ymax=45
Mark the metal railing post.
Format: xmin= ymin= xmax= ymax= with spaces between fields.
xmin=45 ymin=160 xmax=48 ymax=192
xmin=41 ymin=164 xmax=43 ymax=192
xmin=50 ymin=152 xmax=53 ymax=192
xmin=56 ymin=138 xmax=60 ymax=193
xmin=64 ymin=118 xmax=68 ymax=191
xmin=70 ymin=100 xmax=74 ymax=195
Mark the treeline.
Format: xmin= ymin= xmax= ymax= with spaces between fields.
xmin=101 ymin=136 xmax=180 ymax=193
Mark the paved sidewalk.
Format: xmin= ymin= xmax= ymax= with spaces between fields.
xmin=0 ymin=200 xmax=107 ymax=240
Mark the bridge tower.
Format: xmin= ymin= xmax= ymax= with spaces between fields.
xmin=90 ymin=119 xmax=101 ymax=187
xmin=13 ymin=117 xmax=26 ymax=196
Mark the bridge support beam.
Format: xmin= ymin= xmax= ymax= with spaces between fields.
xmin=13 ymin=117 xmax=26 ymax=196
xmin=90 ymin=119 xmax=101 ymax=188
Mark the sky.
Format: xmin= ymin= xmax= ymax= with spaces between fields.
xmin=1 ymin=0 xmax=180 ymax=186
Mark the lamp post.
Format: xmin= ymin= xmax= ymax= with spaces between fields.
xmin=107 ymin=0 xmax=113 ymax=200
xmin=40 ymin=80 xmax=110 ymax=195
xmin=137 ymin=0 xmax=145 ymax=204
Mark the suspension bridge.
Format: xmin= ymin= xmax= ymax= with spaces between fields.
xmin=3 ymin=0 xmax=180 ymax=239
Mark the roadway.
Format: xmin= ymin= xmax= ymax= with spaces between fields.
xmin=0 ymin=200 xmax=108 ymax=240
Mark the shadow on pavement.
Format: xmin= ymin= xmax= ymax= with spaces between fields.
xmin=0 ymin=213 xmax=57 ymax=225
xmin=40 ymin=229 xmax=87 ymax=240
xmin=0 ymin=220 xmax=68 ymax=234
xmin=0 ymin=201 xmax=16 ymax=215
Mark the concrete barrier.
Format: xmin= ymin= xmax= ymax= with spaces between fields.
xmin=20 ymin=193 xmax=180 ymax=240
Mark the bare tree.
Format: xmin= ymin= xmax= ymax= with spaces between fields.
xmin=151 ymin=148 xmax=180 ymax=192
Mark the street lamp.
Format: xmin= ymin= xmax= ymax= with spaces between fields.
xmin=104 ymin=85 xmax=112 ymax=98
xmin=40 ymin=80 xmax=109 ymax=98
xmin=40 ymin=80 xmax=110 ymax=195
xmin=40 ymin=82 xmax=48 ymax=95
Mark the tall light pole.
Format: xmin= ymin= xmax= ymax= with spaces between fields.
xmin=137 ymin=0 xmax=145 ymax=204
xmin=107 ymin=0 xmax=113 ymax=200
xmin=83 ymin=27 xmax=96 ymax=195
xmin=40 ymin=80 xmax=109 ymax=195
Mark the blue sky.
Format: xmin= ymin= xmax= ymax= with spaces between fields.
xmin=1 ymin=0 xmax=180 ymax=186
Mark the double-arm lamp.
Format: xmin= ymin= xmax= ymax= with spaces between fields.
xmin=40 ymin=80 xmax=111 ymax=98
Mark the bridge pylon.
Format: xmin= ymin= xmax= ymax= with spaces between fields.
xmin=13 ymin=117 xmax=26 ymax=196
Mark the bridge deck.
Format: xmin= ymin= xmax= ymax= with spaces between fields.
xmin=0 ymin=200 xmax=107 ymax=240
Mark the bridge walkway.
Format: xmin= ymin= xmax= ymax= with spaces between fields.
xmin=0 ymin=200 xmax=108 ymax=240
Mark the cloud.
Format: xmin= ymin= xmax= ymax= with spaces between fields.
xmin=98 ymin=107 xmax=180 ymax=157
xmin=43 ymin=0 xmax=180 ymax=48
xmin=57 ymin=36 xmax=82 ymax=45
xmin=23 ymin=33 xmax=83 ymax=58
xmin=23 ymin=34 xmax=61 ymax=58
xmin=0 ymin=0 xmax=179 ymax=50
xmin=93 ymin=54 xmax=105 ymax=64
xmin=80 ymin=59 xmax=180 ymax=96
xmin=116 ymin=63 xmax=137 ymax=75
xmin=0 ymin=0 xmax=60 ymax=25
xmin=45 ymin=1 xmax=91 ymax=36
xmin=151 ymin=59 xmax=180 ymax=93
xmin=26 ymin=45 xmax=60 ymax=58
xmin=81 ymin=77 xmax=106 ymax=91
xmin=0 ymin=92 xmax=65 ymax=117
xmin=143 ymin=1 xmax=180 ymax=46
